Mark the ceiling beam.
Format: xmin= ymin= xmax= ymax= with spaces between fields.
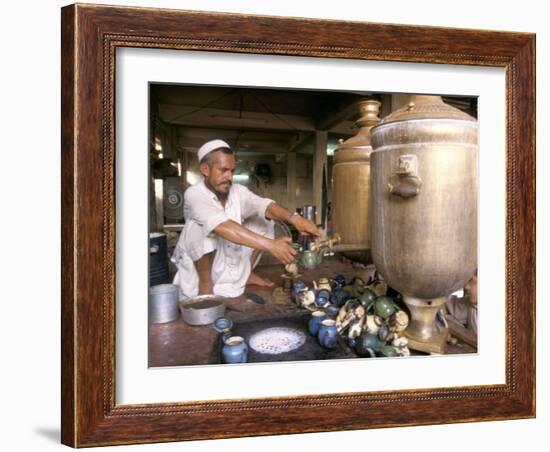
xmin=176 ymin=131 xmax=292 ymax=154
xmin=288 ymin=132 xmax=314 ymax=153
xmin=315 ymin=96 xmax=366 ymax=131
xmin=159 ymin=104 xmax=316 ymax=132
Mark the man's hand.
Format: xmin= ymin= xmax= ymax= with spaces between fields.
xmin=265 ymin=202 xmax=320 ymax=237
xmin=290 ymin=215 xmax=320 ymax=237
xmin=268 ymin=236 xmax=297 ymax=265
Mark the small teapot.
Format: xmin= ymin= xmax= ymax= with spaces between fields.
xmin=355 ymin=333 xmax=383 ymax=357
xmin=379 ymin=345 xmax=399 ymax=358
xmin=332 ymin=274 xmax=346 ymax=290
xmin=331 ymin=287 xmax=351 ymax=307
xmin=345 ymin=277 xmax=366 ymax=298
xmin=291 ymin=280 xmax=307 ymax=300
xmin=298 ymin=234 xmax=341 ymax=270
xmin=296 ymin=287 xmax=317 ymax=311
xmin=358 ymin=288 xmax=376 ymax=311
xmin=374 ymin=296 xmax=398 ymax=319
xmin=315 ymin=291 xmax=330 ymax=307
xmin=300 ymin=249 xmax=322 ymax=270
xmin=313 ymin=277 xmax=332 ymax=293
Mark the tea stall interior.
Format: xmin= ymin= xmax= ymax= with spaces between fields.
xmin=148 ymin=84 xmax=478 ymax=366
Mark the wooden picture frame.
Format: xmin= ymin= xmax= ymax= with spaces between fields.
xmin=61 ymin=3 xmax=535 ymax=447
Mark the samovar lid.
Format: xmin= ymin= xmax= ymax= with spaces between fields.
xmin=378 ymin=95 xmax=475 ymax=124
xmin=335 ymin=99 xmax=381 ymax=154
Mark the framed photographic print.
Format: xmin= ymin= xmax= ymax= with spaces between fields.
xmin=61 ymin=3 xmax=535 ymax=447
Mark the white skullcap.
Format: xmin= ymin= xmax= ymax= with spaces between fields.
xmin=197 ymin=139 xmax=231 ymax=162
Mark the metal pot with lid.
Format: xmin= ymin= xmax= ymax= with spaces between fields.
xmin=331 ymin=99 xmax=381 ymax=263
xmin=370 ymin=95 xmax=478 ymax=353
xmin=179 ymin=295 xmax=227 ymax=326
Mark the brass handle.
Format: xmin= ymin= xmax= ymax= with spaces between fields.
xmin=388 ymin=154 xmax=422 ymax=198
xmin=389 ymin=175 xmax=422 ymax=198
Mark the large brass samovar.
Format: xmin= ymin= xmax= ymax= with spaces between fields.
xmin=331 ymin=99 xmax=381 ymax=263
xmin=370 ymin=95 xmax=478 ymax=353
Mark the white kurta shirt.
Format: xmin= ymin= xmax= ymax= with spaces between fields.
xmin=172 ymin=181 xmax=274 ymax=299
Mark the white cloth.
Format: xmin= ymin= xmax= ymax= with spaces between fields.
xmin=171 ymin=181 xmax=274 ymax=299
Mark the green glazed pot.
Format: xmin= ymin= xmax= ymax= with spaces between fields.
xmin=301 ymin=250 xmax=322 ymax=270
xmin=355 ymin=333 xmax=383 ymax=356
xmin=374 ymin=296 xmax=397 ymax=319
xmin=379 ymin=345 xmax=399 ymax=357
xmin=359 ymin=288 xmax=376 ymax=311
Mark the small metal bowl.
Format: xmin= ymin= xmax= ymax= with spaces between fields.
xmin=179 ymin=295 xmax=227 ymax=326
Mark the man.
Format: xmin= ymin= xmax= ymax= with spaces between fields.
xmin=172 ymin=139 xmax=319 ymax=299
xmin=446 ymin=269 xmax=478 ymax=335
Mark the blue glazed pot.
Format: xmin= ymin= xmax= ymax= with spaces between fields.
xmin=332 ymin=274 xmax=346 ymax=289
xmin=318 ymin=319 xmax=338 ymax=349
xmin=325 ymin=304 xmax=340 ymax=316
xmin=213 ymin=317 xmax=233 ymax=342
xmin=308 ymin=311 xmax=326 ymax=336
xmin=355 ymin=333 xmax=383 ymax=356
xmin=291 ymin=280 xmax=307 ymax=300
xmin=212 ymin=317 xmax=233 ymax=333
xmin=317 ymin=288 xmax=331 ymax=299
xmin=331 ymin=288 xmax=351 ymax=307
xmin=222 ymin=336 xmax=248 ymax=364
xmin=315 ymin=293 xmax=330 ymax=307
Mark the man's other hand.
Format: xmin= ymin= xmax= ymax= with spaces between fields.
xmin=269 ymin=236 xmax=297 ymax=264
xmin=290 ymin=215 xmax=320 ymax=237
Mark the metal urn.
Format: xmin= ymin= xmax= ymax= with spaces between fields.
xmin=331 ymin=99 xmax=381 ymax=263
xmin=370 ymin=95 xmax=478 ymax=354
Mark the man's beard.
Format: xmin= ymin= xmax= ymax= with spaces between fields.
xmin=215 ymin=188 xmax=230 ymax=202
xmin=205 ymin=179 xmax=231 ymax=201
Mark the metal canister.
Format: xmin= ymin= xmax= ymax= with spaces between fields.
xmin=149 ymin=284 xmax=180 ymax=323
xmin=370 ymin=95 xmax=478 ymax=353
xmin=299 ymin=205 xmax=317 ymax=250
xmin=331 ymin=99 xmax=381 ymax=263
xmin=149 ymin=232 xmax=170 ymax=286
xmin=301 ymin=205 xmax=316 ymax=222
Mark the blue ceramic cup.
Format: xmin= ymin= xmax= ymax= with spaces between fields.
xmin=222 ymin=336 xmax=248 ymax=364
xmin=308 ymin=311 xmax=326 ymax=336
xmin=318 ymin=319 xmax=338 ymax=349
